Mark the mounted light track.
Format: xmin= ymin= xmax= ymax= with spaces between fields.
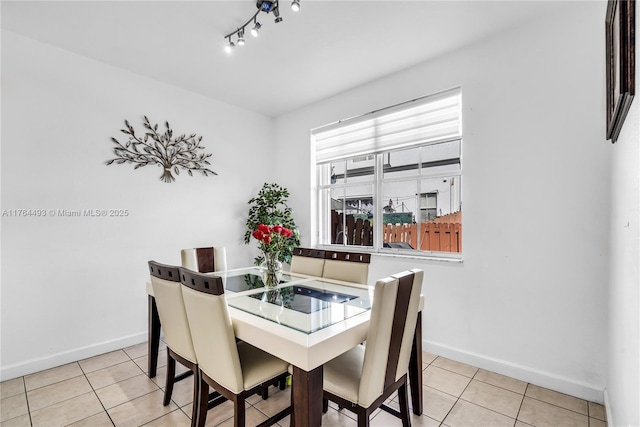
xmin=223 ymin=0 xmax=300 ymax=54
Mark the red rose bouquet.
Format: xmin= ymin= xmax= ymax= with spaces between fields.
xmin=251 ymin=224 xmax=294 ymax=255
xmin=252 ymin=224 xmax=293 ymax=288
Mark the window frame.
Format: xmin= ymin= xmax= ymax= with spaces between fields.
xmin=312 ymin=88 xmax=463 ymax=261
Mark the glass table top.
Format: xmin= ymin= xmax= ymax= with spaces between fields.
xmin=227 ymin=277 xmax=373 ymax=334
xmin=213 ymin=267 xmax=296 ymax=294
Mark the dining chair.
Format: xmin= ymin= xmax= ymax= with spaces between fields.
xmin=322 ymin=269 xmax=423 ymax=427
xmin=147 ymin=246 xmax=227 ymax=379
xmin=178 ymin=267 xmax=291 ymax=427
xmin=148 ymin=261 xmax=200 ymax=423
xmin=322 ymin=250 xmax=371 ymax=284
xmin=181 ymin=246 xmax=228 ymax=273
xmin=289 ymin=247 xmax=326 ymax=276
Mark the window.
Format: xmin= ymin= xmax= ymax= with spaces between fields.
xmin=420 ymin=192 xmax=438 ymax=222
xmin=313 ymin=88 xmax=462 ymax=257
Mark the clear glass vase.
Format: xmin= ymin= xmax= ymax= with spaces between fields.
xmin=260 ymin=251 xmax=283 ymax=289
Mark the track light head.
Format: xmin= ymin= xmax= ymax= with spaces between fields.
xmin=237 ymin=28 xmax=245 ymax=45
xmin=224 ymin=39 xmax=235 ymax=54
xmin=273 ymin=7 xmax=283 ymax=23
xmin=291 ymin=0 xmax=300 ymax=12
xmin=251 ymin=21 xmax=262 ymax=37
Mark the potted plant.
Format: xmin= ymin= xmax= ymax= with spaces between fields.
xmin=244 ymin=183 xmax=300 ymax=265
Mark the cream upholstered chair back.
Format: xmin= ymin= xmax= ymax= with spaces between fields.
xmin=322 ymin=250 xmax=371 ymax=284
xmin=181 ymin=247 xmax=227 ymax=273
xmin=357 ymin=269 xmax=423 ymax=407
xmin=148 ymin=261 xmax=197 ymax=364
xmin=178 ymin=267 xmax=245 ymax=394
xmin=290 ymin=247 xmax=326 ymax=276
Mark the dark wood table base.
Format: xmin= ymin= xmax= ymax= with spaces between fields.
xmin=147 ymin=295 xmax=424 ymax=419
xmin=291 ymin=365 xmax=323 ymax=427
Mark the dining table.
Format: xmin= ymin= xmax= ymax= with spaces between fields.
xmin=147 ymin=266 xmax=424 ymax=427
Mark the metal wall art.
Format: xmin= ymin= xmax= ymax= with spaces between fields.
xmin=107 ymin=116 xmax=216 ymax=182
xmin=606 ymin=0 xmax=635 ymax=143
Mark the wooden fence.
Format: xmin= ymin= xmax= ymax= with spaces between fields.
xmin=331 ymin=210 xmax=462 ymax=253
xmin=331 ymin=210 xmax=374 ymax=246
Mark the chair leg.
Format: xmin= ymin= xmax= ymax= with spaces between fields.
xmin=196 ymin=374 xmax=209 ymax=427
xmin=234 ymin=395 xmax=246 ymax=427
xmin=261 ymin=386 xmax=269 ymax=400
xmin=163 ymin=352 xmax=176 ymax=406
xmin=357 ymin=412 xmax=370 ymax=427
xmin=148 ymin=295 xmax=161 ymax=378
xmin=397 ymin=381 xmax=411 ymax=427
xmin=322 ymin=398 xmax=328 ymax=413
xmin=190 ymin=368 xmax=201 ymax=427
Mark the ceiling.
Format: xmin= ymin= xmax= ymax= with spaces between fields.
xmin=1 ymin=0 xmax=573 ymax=117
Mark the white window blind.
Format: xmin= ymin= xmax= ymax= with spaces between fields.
xmin=314 ymin=87 xmax=461 ymax=164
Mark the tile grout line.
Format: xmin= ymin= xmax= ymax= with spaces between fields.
xmin=133 ymin=343 xmax=202 ymax=427
xmin=433 ymin=359 xmax=523 ymax=426
xmin=118 ymin=347 xmax=169 ymax=427
xmin=429 ymin=356 xmax=598 ymax=424
xmin=522 ymin=389 xmax=592 ymax=418
xmin=514 ymin=383 xmax=529 ymax=426
xmin=427 ymin=356 xmax=464 ymax=427
xmin=7 ymin=348 xmax=606 ymax=427
xmin=23 ymin=376 xmax=33 ymax=427
xmin=77 ymin=356 xmax=116 ymax=427
xmin=23 ymin=363 xmax=100 ymax=426
xmin=456 ymin=365 xmax=519 ymax=425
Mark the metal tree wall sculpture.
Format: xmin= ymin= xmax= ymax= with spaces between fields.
xmin=106 ymin=116 xmax=216 ymax=183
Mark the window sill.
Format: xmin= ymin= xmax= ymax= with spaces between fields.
xmin=315 ymin=245 xmax=463 ymax=263
xmin=373 ymin=251 xmax=463 ymax=263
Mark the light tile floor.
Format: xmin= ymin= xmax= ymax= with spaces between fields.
xmin=0 ymin=340 xmax=608 ymax=427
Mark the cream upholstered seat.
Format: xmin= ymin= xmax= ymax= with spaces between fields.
xmin=322 ymin=250 xmax=371 ymax=284
xmin=322 ymin=269 xmax=423 ymax=426
xmin=146 ymin=246 xmax=227 ymax=379
xmin=179 ymin=267 xmax=290 ymax=427
xmin=289 ymin=247 xmax=326 ymax=276
xmin=181 ymin=246 xmax=228 ymax=273
xmin=148 ymin=261 xmax=199 ymax=423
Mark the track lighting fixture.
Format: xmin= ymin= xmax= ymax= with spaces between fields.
xmin=250 ymin=20 xmax=261 ymax=37
xmin=273 ymin=7 xmax=282 ymax=23
xmin=223 ymin=0 xmax=299 ymax=53
xmin=224 ymin=37 xmax=235 ymax=54
xmin=237 ymin=28 xmax=245 ymax=45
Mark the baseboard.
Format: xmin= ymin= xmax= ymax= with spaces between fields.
xmin=603 ymin=389 xmax=615 ymax=427
xmin=0 ymin=332 xmax=148 ymax=381
xmin=424 ymin=340 xmax=605 ymax=404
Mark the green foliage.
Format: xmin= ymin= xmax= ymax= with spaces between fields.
xmin=244 ymin=183 xmax=300 ymax=264
xmin=383 ymin=212 xmax=413 ymax=225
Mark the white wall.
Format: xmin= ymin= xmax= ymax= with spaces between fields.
xmin=0 ymin=31 xmax=273 ymax=379
xmin=606 ymin=4 xmax=640 ymax=426
xmin=275 ymin=3 xmax=609 ymax=402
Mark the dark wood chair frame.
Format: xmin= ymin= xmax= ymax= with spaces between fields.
xmin=148 ymin=247 xmax=218 ymax=378
xmin=324 ymin=249 xmax=371 ymax=264
xmin=290 ymin=247 xmax=423 ymax=419
xmin=179 ymin=267 xmax=290 ymax=427
xmin=322 ymin=271 xmax=417 ymax=427
xmin=190 ymin=246 xmax=217 ymax=273
xmin=292 ymin=247 xmax=326 ymax=259
xmin=293 ymin=247 xmax=372 ymax=264
xmin=150 ymin=254 xmax=423 ymax=423
xmin=148 ymin=261 xmax=198 ymax=420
